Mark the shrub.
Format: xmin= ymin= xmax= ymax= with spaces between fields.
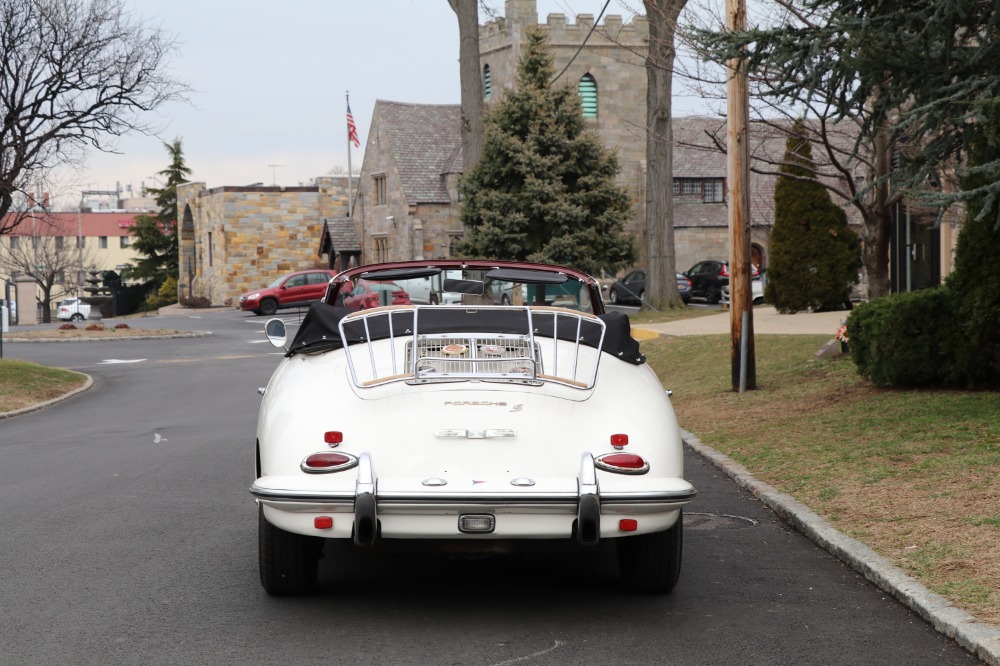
xmin=114 ymin=323 xmax=130 ymax=329
xmin=59 ymin=323 xmax=77 ymax=330
xmin=85 ymin=323 xmax=105 ymax=332
xmin=847 ymin=288 xmax=959 ymax=387
xmin=180 ymin=295 xmax=211 ymax=309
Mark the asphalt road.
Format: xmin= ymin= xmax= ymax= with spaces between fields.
xmin=0 ymin=309 xmax=980 ymax=665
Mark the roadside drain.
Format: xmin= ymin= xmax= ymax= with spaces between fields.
xmin=684 ymin=512 xmax=758 ymax=530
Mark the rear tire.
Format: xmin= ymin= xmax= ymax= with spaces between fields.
xmin=258 ymin=506 xmax=322 ymax=595
xmin=616 ymin=512 xmax=683 ymax=594
xmin=707 ymin=287 xmax=721 ymax=305
xmin=609 ymin=289 xmax=619 ymax=304
xmin=71 ymin=313 xmax=84 ymax=321
xmin=259 ymin=298 xmax=278 ymax=317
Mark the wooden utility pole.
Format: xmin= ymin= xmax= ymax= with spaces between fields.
xmin=726 ymin=0 xmax=756 ymax=391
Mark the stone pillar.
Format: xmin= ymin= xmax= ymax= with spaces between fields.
xmin=14 ymin=277 xmax=38 ymax=325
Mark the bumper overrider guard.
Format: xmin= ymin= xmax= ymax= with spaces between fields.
xmin=250 ymin=452 xmax=696 ymax=543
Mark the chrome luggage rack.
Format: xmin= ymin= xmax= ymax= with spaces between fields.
xmin=338 ymin=305 xmax=606 ymax=390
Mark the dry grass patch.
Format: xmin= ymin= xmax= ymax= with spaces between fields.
xmin=644 ymin=333 xmax=1000 ymax=629
xmin=8 ymin=327 xmax=186 ymax=340
xmin=0 ymin=360 xmax=87 ymax=413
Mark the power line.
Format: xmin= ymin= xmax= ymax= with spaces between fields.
xmin=550 ymin=0 xmax=613 ymax=84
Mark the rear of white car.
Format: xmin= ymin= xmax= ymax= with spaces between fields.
xmin=251 ymin=262 xmax=695 ymax=596
xmin=57 ymin=298 xmax=90 ymax=321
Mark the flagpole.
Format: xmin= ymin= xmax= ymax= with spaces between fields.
xmin=346 ymin=90 xmax=354 ymax=216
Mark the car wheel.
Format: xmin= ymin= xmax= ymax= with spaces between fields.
xmin=707 ymin=287 xmax=721 ymax=305
xmin=259 ymin=298 xmax=279 ymax=316
xmin=71 ymin=313 xmax=84 ymax=321
xmin=753 ymin=296 xmax=765 ymax=305
xmin=638 ymin=289 xmax=645 ymax=304
xmin=258 ymin=506 xmax=323 ymax=596
xmin=616 ymin=511 xmax=683 ymax=594
xmin=609 ymin=289 xmax=619 ymax=304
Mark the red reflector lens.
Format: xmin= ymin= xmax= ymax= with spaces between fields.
xmin=619 ymin=519 xmax=638 ymax=532
xmin=602 ymin=453 xmax=645 ymax=469
xmin=314 ymin=516 xmax=333 ymax=529
xmin=595 ymin=452 xmax=649 ymax=475
xmin=610 ymin=434 xmax=629 ymax=447
xmin=324 ymin=431 xmax=343 ymax=445
xmin=304 ymin=452 xmax=351 ymax=468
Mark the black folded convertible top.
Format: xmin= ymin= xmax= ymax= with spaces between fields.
xmin=286 ymin=303 xmax=645 ymax=365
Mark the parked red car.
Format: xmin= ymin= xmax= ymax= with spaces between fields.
xmin=342 ymin=280 xmax=412 ymax=311
xmin=239 ymin=270 xmax=336 ymax=316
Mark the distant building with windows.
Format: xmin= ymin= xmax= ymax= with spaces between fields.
xmin=0 ymin=210 xmax=143 ymax=322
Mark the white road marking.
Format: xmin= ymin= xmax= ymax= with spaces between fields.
xmin=99 ymin=359 xmax=147 ymax=364
xmin=489 ymin=641 xmax=566 ymax=666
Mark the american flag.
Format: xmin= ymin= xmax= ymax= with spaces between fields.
xmin=347 ymin=103 xmax=360 ymax=148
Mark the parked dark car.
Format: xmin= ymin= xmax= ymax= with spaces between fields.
xmin=608 ymin=269 xmax=691 ymax=305
xmin=239 ymin=270 xmax=337 ymax=316
xmin=683 ymin=260 xmax=759 ymax=305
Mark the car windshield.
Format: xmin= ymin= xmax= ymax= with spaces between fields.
xmin=348 ymin=267 xmax=593 ymax=312
xmin=266 ymin=276 xmax=285 ymax=288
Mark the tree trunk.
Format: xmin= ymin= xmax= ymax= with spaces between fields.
xmin=866 ymin=128 xmax=893 ymax=298
xmin=449 ymin=0 xmax=485 ymax=171
xmin=643 ymin=0 xmax=688 ymax=310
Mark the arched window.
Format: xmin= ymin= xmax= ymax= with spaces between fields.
xmin=483 ymin=64 xmax=492 ymax=100
xmin=578 ymin=74 xmax=598 ymax=118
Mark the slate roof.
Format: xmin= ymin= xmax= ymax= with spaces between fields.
xmin=319 ymin=217 xmax=361 ymax=254
xmin=376 ymin=100 xmax=463 ymax=204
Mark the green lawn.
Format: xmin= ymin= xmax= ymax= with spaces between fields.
xmin=0 ymin=359 xmax=88 ymax=414
xmin=643 ymin=333 xmax=1000 ymax=628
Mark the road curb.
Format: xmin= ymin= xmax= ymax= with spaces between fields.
xmin=0 ymin=372 xmax=93 ymax=421
xmin=683 ymin=429 xmax=1000 ymax=666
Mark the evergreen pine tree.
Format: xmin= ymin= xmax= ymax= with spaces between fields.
xmin=455 ymin=28 xmax=635 ymax=276
xmin=766 ymin=121 xmax=860 ymax=312
xmin=125 ymin=138 xmax=191 ymax=291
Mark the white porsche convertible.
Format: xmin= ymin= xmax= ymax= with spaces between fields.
xmin=252 ymin=260 xmax=696 ymax=595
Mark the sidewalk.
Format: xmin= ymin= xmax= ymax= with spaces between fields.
xmin=633 ymin=305 xmax=849 ymax=339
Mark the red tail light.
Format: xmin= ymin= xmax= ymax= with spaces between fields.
xmin=610 ymin=434 xmax=629 ymax=449
xmin=619 ymin=519 xmax=638 ymax=532
xmin=719 ymin=264 xmax=729 ymax=277
xmin=314 ymin=516 xmax=333 ymax=529
xmin=595 ymin=452 xmax=649 ymax=475
xmin=324 ymin=431 xmax=343 ymax=445
xmin=301 ymin=452 xmax=358 ymax=473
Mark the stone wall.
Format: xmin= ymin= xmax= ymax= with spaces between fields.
xmin=177 ymin=177 xmax=350 ymax=306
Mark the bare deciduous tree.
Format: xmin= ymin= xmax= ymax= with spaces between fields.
xmin=0 ymin=211 xmax=96 ymax=322
xmin=643 ymin=0 xmax=689 ymax=310
xmin=448 ymin=0 xmax=485 ymax=170
xmin=0 ymin=0 xmax=187 ymax=231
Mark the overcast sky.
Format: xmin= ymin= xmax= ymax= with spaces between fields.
xmin=53 ymin=0 xmax=710 ymax=209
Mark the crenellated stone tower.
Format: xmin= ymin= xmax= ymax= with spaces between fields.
xmin=480 ymin=0 xmax=650 ymax=265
